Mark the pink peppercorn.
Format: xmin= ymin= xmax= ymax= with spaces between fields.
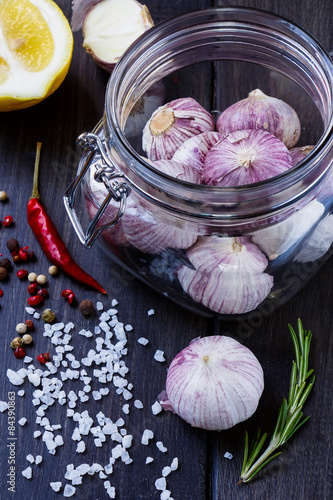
xmin=27 ymin=295 xmax=44 ymax=306
xmin=14 ymin=347 xmax=26 ymax=359
xmin=17 ymin=269 xmax=28 ymax=279
xmin=2 ymin=215 xmax=13 ymax=227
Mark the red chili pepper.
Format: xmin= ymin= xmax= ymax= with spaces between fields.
xmin=27 ymin=143 xmax=106 ymax=295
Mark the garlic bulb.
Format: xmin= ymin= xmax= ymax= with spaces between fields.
xmin=121 ymin=160 xmax=201 ymax=253
xmin=289 ymin=145 xmax=314 ymax=166
xmin=160 ymin=335 xmax=264 ymax=431
xmin=251 ymin=199 xmax=325 ymax=260
xmin=177 ymin=236 xmax=273 ymax=315
xmin=72 ymin=0 xmax=154 ymax=72
xmin=216 ymin=89 xmax=301 ymax=148
xmin=172 ymin=131 xmax=224 ymax=174
xmin=202 ymin=129 xmax=292 ymax=187
xmin=142 ymin=97 xmax=215 ymax=161
xmin=295 ymin=214 xmax=333 ymax=263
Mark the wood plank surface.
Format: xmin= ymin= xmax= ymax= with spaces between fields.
xmin=0 ymin=1 xmax=332 ymax=499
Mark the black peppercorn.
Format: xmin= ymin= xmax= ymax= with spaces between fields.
xmin=0 ymin=266 xmax=8 ymax=281
xmin=79 ymin=299 xmax=95 ymax=316
xmin=0 ymin=258 xmax=12 ymax=271
xmin=6 ymin=238 xmax=20 ymax=253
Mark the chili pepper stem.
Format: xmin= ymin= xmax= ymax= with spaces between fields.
xmin=31 ymin=142 xmax=42 ymax=200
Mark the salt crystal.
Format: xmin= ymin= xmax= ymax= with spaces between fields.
xmin=224 ymin=451 xmax=233 ymax=460
xmin=161 ymin=490 xmax=171 ymax=500
xmin=89 ymin=463 xmax=103 ymax=474
xmin=145 ymin=457 xmax=154 ymax=464
xmin=34 ymin=431 xmax=41 ymax=438
xmin=111 ymin=299 xmax=118 ymax=306
xmin=22 ymin=466 xmax=32 ymax=479
xmin=28 ymin=373 xmax=41 ymax=387
xmin=76 ymin=441 xmax=86 ymax=453
xmin=170 ymin=457 xmax=179 ymax=471
xmin=54 ymin=435 xmax=64 ymax=446
xmin=107 ymin=486 xmax=116 ymax=498
xmin=152 ymin=401 xmax=162 ymax=415
xmin=52 ymin=322 xmax=65 ymax=331
xmin=156 ymin=441 xmax=167 ymax=453
xmin=122 ymin=435 xmax=133 ymax=449
xmin=7 ymin=368 xmax=25 ymax=385
xmin=25 ymin=306 xmax=35 ymax=315
xmin=100 ymin=312 xmax=110 ymax=322
xmin=125 ymin=324 xmax=133 ymax=332
xmin=99 ymin=471 xmax=107 ymax=479
xmin=0 ymin=401 xmax=8 ymax=412
xmin=134 ymin=400 xmax=143 ymax=409
xmin=147 ymin=308 xmax=155 ymax=316
xmin=71 ymin=428 xmax=81 ymax=441
xmin=155 ymin=477 xmax=166 ymax=490
xmin=162 ymin=466 xmax=172 ymax=477
xmin=35 ymin=455 xmax=43 ymax=465
xmin=18 ymin=417 xmax=27 ymax=426
xmin=72 ymin=476 xmax=83 ymax=486
xmin=33 ymin=312 xmax=40 ymax=319
xmin=26 ymin=454 xmax=34 ymax=463
xmin=96 ymin=302 xmax=104 ymax=311
xmin=17 ymin=390 xmax=25 ymax=397
xmin=24 ymin=356 xmax=33 ymax=364
xmin=76 ymin=464 xmax=90 ymax=475
xmin=154 ymin=350 xmax=165 ymax=362
xmin=63 ymin=484 xmax=76 ymax=497
xmin=122 ymin=404 xmax=129 ymax=414
xmin=92 ymin=391 xmax=102 ymax=401
xmin=141 ymin=429 xmax=154 ymax=445
xmin=137 ymin=337 xmax=149 ymax=345
xmin=50 ymin=481 xmax=62 ymax=492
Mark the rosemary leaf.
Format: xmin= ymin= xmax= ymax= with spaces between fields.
xmin=238 ymin=319 xmax=315 ymax=484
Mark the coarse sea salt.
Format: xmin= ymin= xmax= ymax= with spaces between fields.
xmin=7 ymin=368 xmax=25 ymax=385
xmin=18 ymin=417 xmax=27 ymax=426
xmin=155 ymin=477 xmax=166 ymax=491
xmin=154 ymin=350 xmax=165 ymax=363
xmin=22 ymin=466 xmax=32 ymax=479
xmin=147 ymin=309 xmax=155 ymax=316
xmin=151 ymin=401 xmax=162 ymax=415
xmin=0 ymin=401 xmax=8 ymax=412
xmin=141 ymin=429 xmax=154 ymax=445
xmin=50 ymin=481 xmax=62 ymax=492
xmin=224 ymin=451 xmax=233 ymax=460
xmin=156 ymin=441 xmax=168 ymax=453
xmin=63 ymin=484 xmax=76 ymax=497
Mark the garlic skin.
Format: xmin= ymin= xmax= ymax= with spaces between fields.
xmin=177 ymin=236 xmax=273 ymax=315
xmin=121 ymin=159 xmax=201 ymax=253
xmin=202 ymin=129 xmax=292 ymax=187
xmin=172 ymin=131 xmax=224 ymax=174
xmin=161 ymin=335 xmax=264 ymax=431
xmin=289 ymin=145 xmax=314 ymax=166
xmin=216 ymin=89 xmax=301 ymax=148
xmin=142 ymin=97 xmax=215 ymax=161
xmin=251 ymin=199 xmax=325 ymax=260
xmin=295 ymin=214 xmax=333 ymax=263
xmin=72 ymin=0 xmax=154 ymax=72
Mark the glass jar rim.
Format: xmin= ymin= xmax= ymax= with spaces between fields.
xmin=104 ymin=6 xmax=333 ymax=221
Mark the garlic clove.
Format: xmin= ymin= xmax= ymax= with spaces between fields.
xmin=202 ymin=129 xmax=292 ymax=187
xmin=162 ymin=335 xmax=264 ymax=431
xmin=251 ymin=199 xmax=325 ymax=260
xmin=295 ymin=214 xmax=333 ymax=263
xmin=177 ymin=236 xmax=273 ymax=315
xmin=142 ymin=97 xmax=215 ymax=161
xmin=149 ymin=159 xmax=202 ymax=183
xmin=172 ymin=131 xmax=224 ymax=174
xmin=216 ymin=89 xmax=301 ymax=148
xmin=74 ymin=0 xmax=154 ymax=72
xmin=289 ymin=145 xmax=314 ymax=166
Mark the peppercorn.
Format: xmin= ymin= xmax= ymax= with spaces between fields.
xmin=48 ymin=265 xmax=58 ymax=276
xmin=16 ymin=323 xmax=27 ymax=334
xmin=25 ymin=319 xmax=34 ymax=331
xmin=27 ymin=282 xmax=38 ymax=295
xmin=61 ymin=289 xmax=72 ymax=298
xmin=0 ymin=190 xmax=7 ymax=201
xmin=37 ymin=352 xmax=50 ymax=364
xmin=79 ymin=299 xmax=95 ymax=316
xmin=0 ymin=289 xmax=3 ymax=298
xmin=6 ymin=238 xmax=20 ymax=253
xmin=14 ymin=347 xmax=26 ymax=359
xmin=28 ymin=272 xmax=37 ymax=282
xmin=10 ymin=337 xmax=23 ymax=349
xmin=21 ymin=334 xmax=33 ymax=345
xmin=17 ymin=269 xmax=28 ymax=279
xmin=18 ymin=247 xmax=30 ymax=261
xmin=0 ymin=266 xmax=8 ymax=281
xmin=27 ymin=295 xmax=44 ymax=306
xmin=0 ymin=258 xmax=12 ymax=271
xmin=11 ymin=251 xmax=21 ymax=264
xmin=37 ymin=288 xmax=49 ymax=298
xmin=41 ymin=308 xmax=56 ymax=323
xmin=2 ymin=215 xmax=14 ymax=227
xmin=36 ymin=274 xmax=47 ymax=285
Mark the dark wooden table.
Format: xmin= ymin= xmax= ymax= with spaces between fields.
xmin=1 ymin=1 xmax=332 ymax=499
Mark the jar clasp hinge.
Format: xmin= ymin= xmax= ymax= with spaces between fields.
xmin=64 ymin=131 xmax=130 ymax=248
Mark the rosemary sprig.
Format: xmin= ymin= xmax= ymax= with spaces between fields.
xmin=238 ymin=319 xmax=315 ymax=484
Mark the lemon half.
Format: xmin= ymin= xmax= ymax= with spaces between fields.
xmin=0 ymin=0 xmax=73 ymax=111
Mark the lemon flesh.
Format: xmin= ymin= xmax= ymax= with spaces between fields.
xmin=0 ymin=0 xmax=73 ymax=111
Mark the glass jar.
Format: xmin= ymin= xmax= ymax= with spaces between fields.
xmin=64 ymin=7 xmax=333 ymax=319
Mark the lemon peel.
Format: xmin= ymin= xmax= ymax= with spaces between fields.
xmin=0 ymin=0 xmax=73 ymax=111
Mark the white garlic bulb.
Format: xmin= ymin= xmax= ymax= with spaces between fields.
xmin=295 ymin=214 xmax=333 ymax=263
xmin=177 ymin=236 xmax=273 ymax=315
xmin=172 ymin=131 xmax=224 ymax=174
xmin=289 ymin=145 xmax=314 ymax=166
xmin=142 ymin=97 xmax=215 ymax=161
xmin=216 ymin=89 xmax=301 ymax=148
xmin=160 ymin=335 xmax=264 ymax=431
xmin=251 ymin=199 xmax=325 ymax=260
xmin=202 ymin=129 xmax=292 ymax=187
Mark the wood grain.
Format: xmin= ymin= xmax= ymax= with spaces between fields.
xmin=0 ymin=1 xmax=332 ymax=499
